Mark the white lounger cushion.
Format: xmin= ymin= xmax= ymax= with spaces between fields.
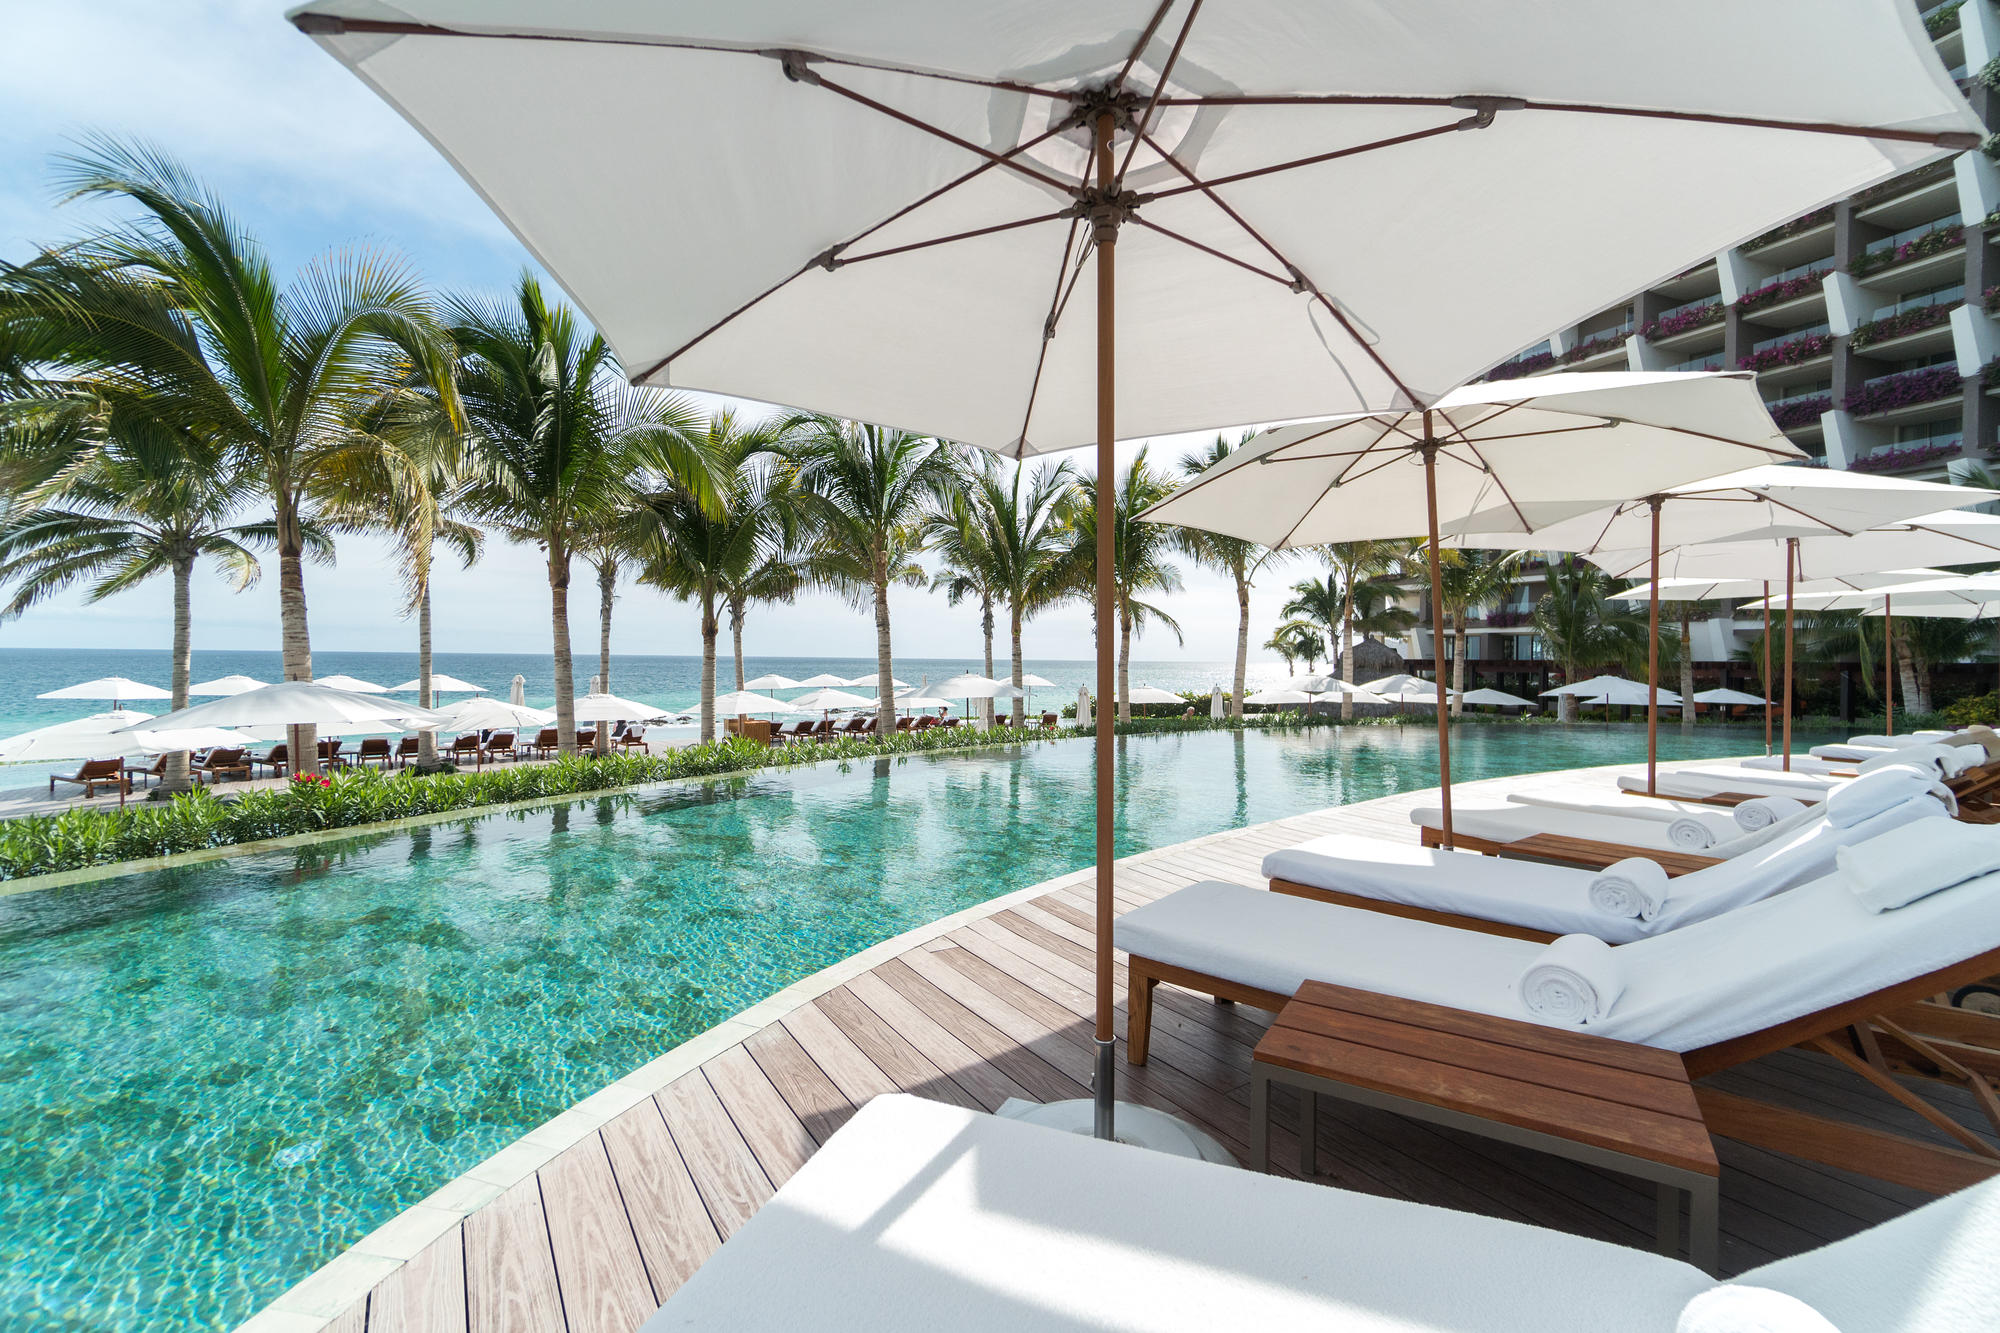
xmin=1618 ymin=767 xmax=1838 ymax=800
xmin=645 ymin=1093 xmax=1712 ymax=1332
xmin=1407 ymin=800 xmax=1741 ymax=853
xmin=1263 ymin=792 xmax=1944 ymax=942
xmin=1122 ymin=828 xmax=2000 ymax=1052
xmin=1743 ymin=754 xmax=1853 ymax=774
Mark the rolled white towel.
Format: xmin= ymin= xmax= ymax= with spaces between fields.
xmin=1675 ymin=1285 xmax=1839 ymax=1333
xmin=1667 ymin=817 xmax=1716 ymax=850
xmin=1856 ymin=742 xmax=1980 ymax=780
xmin=1837 ymin=817 xmax=2000 ymax=912
xmin=1732 ymin=796 xmax=1805 ymax=832
xmin=1823 ymin=765 xmax=1951 ymax=828
xmin=1587 ymin=857 xmax=1668 ymax=920
xmin=1517 ymin=934 xmax=1626 ymax=1027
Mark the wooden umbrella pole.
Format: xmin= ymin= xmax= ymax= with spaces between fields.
xmin=1646 ymin=499 xmax=1661 ymax=795
xmin=1783 ymin=539 xmax=1796 ymax=771
xmin=1884 ymin=594 xmax=1894 ymax=737
xmin=1763 ymin=581 xmax=1772 ymax=756
xmin=1090 ymin=108 xmax=1118 ymax=1142
xmin=1422 ymin=421 xmax=1453 ymax=849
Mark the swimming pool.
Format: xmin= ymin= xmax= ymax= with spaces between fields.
xmin=0 ymin=723 xmax=1824 ymax=1330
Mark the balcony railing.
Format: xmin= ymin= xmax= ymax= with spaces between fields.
xmin=1851 ymin=440 xmax=1964 ymax=473
xmin=1739 ymin=330 xmax=1833 ymax=372
xmin=1485 ymin=346 xmax=1556 ymax=381
xmin=1766 ymin=393 xmax=1832 ymax=430
xmin=1851 ymin=218 xmax=1964 ymax=278
xmin=1742 ymin=206 xmax=1835 ymax=252
xmin=1641 ymin=300 xmax=1724 ymax=340
xmin=1737 ymin=266 xmax=1829 ymax=314
xmin=1559 ymin=323 xmax=1631 ymax=365
xmin=1852 ymin=298 xmax=1961 ymax=348
xmin=1843 ymin=364 xmax=1963 ymax=415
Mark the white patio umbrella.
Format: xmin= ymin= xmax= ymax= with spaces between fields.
xmin=117 ymin=682 xmax=446 ymax=734
xmin=710 ymin=691 xmax=797 ymax=716
xmin=1694 ymin=687 xmax=1770 ymax=708
xmin=1126 ymin=684 xmax=1185 ymax=708
xmin=936 ymin=673 xmax=1003 ymax=727
xmin=124 ymin=726 xmax=255 ymax=754
xmin=1076 ymin=686 xmax=1092 ymax=731
xmin=37 ymin=676 xmax=172 ymax=707
xmin=849 ymin=673 xmax=907 ymax=692
xmin=293 ymin=0 xmax=1979 ymax=1144
xmin=570 ymin=692 xmax=669 ymax=723
xmin=1360 ymin=673 xmax=1453 ymax=698
xmin=1453 ymin=466 xmax=1996 ymax=791
xmin=793 ymin=673 xmax=853 ymax=689
xmin=1543 ymin=675 xmax=1681 ymax=715
xmin=1242 ymin=687 xmax=1315 ymax=708
xmin=743 ymin=673 xmax=802 ymax=691
xmin=430 ymin=697 xmax=557 ymax=731
xmin=188 ymin=674 xmax=269 ymax=696
xmin=0 ymin=710 xmax=154 ymax=763
xmin=508 ymin=674 xmax=528 ymax=706
xmin=387 ymin=674 xmax=486 ymax=694
xmin=1459 ymin=687 xmax=1535 ymax=710
xmin=788 ymin=688 xmax=875 ymax=718
xmin=313 ymin=674 xmax=390 ymax=694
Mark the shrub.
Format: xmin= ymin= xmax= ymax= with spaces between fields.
xmin=1850 ymin=302 xmax=1957 ymax=348
xmin=1485 ymin=349 xmax=1556 ymax=381
xmin=1768 ymin=395 xmax=1832 ymax=430
xmin=1848 ymin=441 xmax=1964 ymax=473
xmin=1736 ymin=270 xmax=1827 ymax=314
xmin=1926 ymin=0 xmax=1965 ymax=37
xmin=1639 ymin=302 xmax=1723 ymax=340
xmin=1842 ymin=365 xmax=1962 ymax=416
xmin=1943 ymin=692 xmax=2000 ymax=726
xmin=1849 ymin=224 xmax=1963 ymax=279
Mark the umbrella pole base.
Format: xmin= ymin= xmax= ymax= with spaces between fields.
xmin=999 ymin=1093 xmax=1232 ymax=1163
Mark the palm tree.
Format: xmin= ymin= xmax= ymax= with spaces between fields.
xmin=449 ymin=275 xmax=711 ymax=753
xmin=778 ymin=416 xmax=955 ymax=735
xmin=11 ymin=141 xmax=461 ymax=774
xmin=1174 ymin=435 xmax=1281 ymax=717
xmin=1428 ymin=549 xmax=1519 ymax=716
xmin=383 ymin=482 xmax=481 ymax=768
xmin=1267 ymin=620 xmax=1326 ymax=672
xmin=1288 ymin=542 xmax=1417 ymax=718
xmin=0 ymin=414 xmax=275 ymax=792
xmin=1058 ymin=448 xmax=1183 ymax=721
xmin=926 ymin=483 xmax=1006 ymax=727
xmin=1531 ymin=557 xmax=1648 ymax=720
xmin=723 ymin=542 xmax=813 ymax=693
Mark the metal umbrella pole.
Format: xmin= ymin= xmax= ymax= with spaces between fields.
xmin=1783 ymin=538 xmax=1797 ymax=771
xmin=1884 ymin=592 xmax=1895 ymax=736
xmin=1421 ymin=414 xmax=1453 ymax=849
xmin=1647 ymin=499 xmax=1662 ymax=794
xmin=1763 ymin=582 xmax=1772 ymax=756
xmin=1091 ymin=108 xmax=1119 ymax=1142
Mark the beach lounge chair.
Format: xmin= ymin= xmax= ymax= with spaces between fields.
xmin=576 ymin=727 xmax=598 ymax=748
xmin=1042 ymin=711 xmax=1059 ymax=729
xmin=1619 ymin=765 xmax=1839 ymax=804
xmin=316 ymin=739 xmax=346 ymax=769
xmin=193 ymin=747 xmax=252 ymax=784
xmin=50 ymin=758 xmax=127 ymax=799
xmin=122 ymin=753 xmax=168 ymax=789
xmin=809 ymin=718 xmax=834 ymax=741
xmin=1117 ymin=817 xmax=2000 ymax=1192
xmin=1409 ymin=795 xmax=1744 ymax=860
xmin=614 ymin=723 xmax=650 ymax=753
xmin=527 ymin=727 xmax=559 ymax=758
xmin=482 ymin=731 xmax=517 ymax=764
xmin=447 ymin=733 xmax=483 ymax=766
xmin=353 ymin=737 xmax=393 ymax=769
xmin=839 ymin=717 xmax=872 ymax=736
xmin=252 ymin=744 xmax=288 ymax=777
xmin=643 ymin=1093 xmax=2000 ymax=1332
xmin=392 ymin=736 xmax=419 ymax=768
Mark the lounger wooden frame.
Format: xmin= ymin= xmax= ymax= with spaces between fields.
xmin=1415 ymin=826 xmax=1724 ymax=877
xmin=1125 ymin=925 xmax=2000 ymax=1197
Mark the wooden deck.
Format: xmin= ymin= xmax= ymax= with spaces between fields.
xmin=245 ymin=763 xmax=2000 ymax=1333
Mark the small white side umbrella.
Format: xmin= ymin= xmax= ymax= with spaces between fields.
xmin=936 ymin=674 xmax=1003 ymax=697
xmin=38 ymin=676 xmax=172 ymax=705
xmin=1018 ymin=674 xmax=1057 ymax=689
xmin=1459 ymin=687 xmax=1535 ymax=709
xmin=743 ymin=674 xmax=802 ymax=691
xmin=1127 ymin=685 xmax=1186 ymax=706
xmin=1695 ymin=688 xmax=1769 ymax=707
xmin=388 ymin=674 xmax=486 ymax=694
xmin=710 ymin=691 xmax=796 ymax=715
xmin=314 ymin=674 xmax=390 ymax=694
xmin=116 ymin=682 xmax=446 ymax=733
xmin=1210 ymin=685 xmax=1224 ymax=720
xmin=0 ymin=710 xmax=154 ymax=762
xmin=570 ymin=692 xmax=668 ymax=723
xmin=509 ymin=674 xmax=527 ymax=706
xmin=188 ymin=674 xmax=269 ymax=696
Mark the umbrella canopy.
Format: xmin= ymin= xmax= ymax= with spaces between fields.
xmin=508 ymin=674 xmax=527 ymax=706
xmin=936 ymin=673 xmax=1004 ymax=697
xmin=123 ymin=726 xmax=256 ymax=755
xmin=897 ymin=695 xmax=954 ymax=711
xmin=116 ymin=682 xmax=445 ymax=733
xmin=710 ymin=690 xmax=796 ymax=715
xmin=1126 ymin=685 xmax=1185 ymax=706
xmin=1587 ymin=510 xmax=2000 ymax=583
xmin=1017 ymin=674 xmax=1057 ymax=689
xmin=0 ymin=710 xmax=154 ymax=763
xmin=1609 ymin=570 xmax=1951 ymax=603
xmin=849 ymin=674 xmax=907 ymax=690
xmin=1458 ymin=687 xmax=1535 ymax=709
xmin=1543 ymin=675 xmax=1680 ymax=707
xmin=569 ymin=691 xmax=668 ymax=723
xmin=293 ymin=0 xmax=1978 ymax=1144
xmin=188 ymin=674 xmax=269 ymax=696
xmin=37 ymin=676 xmax=172 ymax=704
xmin=431 ymin=697 xmax=558 ymax=731
xmin=793 ymin=673 xmax=854 ymax=689
xmin=1694 ymin=688 xmax=1769 ymax=707
xmin=1242 ymin=687 xmax=1315 ymax=707
xmin=313 ymin=673 xmax=390 ymax=694
xmin=788 ymin=688 xmax=875 ymax=711
xmin=387 ymin=674 xmax=487 ymax=693
xmin=1359 ymin=674 xmax=1452 ymax=698
xmin=743 ymin=673 xmax=802 ymax=691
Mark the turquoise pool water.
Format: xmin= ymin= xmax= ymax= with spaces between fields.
xmin=0 ymin=724 xmax=1828 ymax=1330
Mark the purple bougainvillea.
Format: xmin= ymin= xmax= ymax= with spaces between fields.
xmin=1485 ymin=350 xmax=1556 ymax=381
xmin=1639 ymin=301 xmax=1723 ymax=340
xmin=1738 ymin=333 xmax=1833 ymax=372
xmin=1850 ymin=301 xmax=1958 ymax=348
xmin=1737 ymin=270 xmax=1827 ymax=314
xmin=1842 ymin=365 xmax=1962 ymax=416
xmin=1849 ymin=224 xmax=1964 ymax=278
xmin=1850 ymin=442 xmax=1964 ymax=473
xmin=1742 ymin=207 xmax=1834 ymax=252
xmin=1768 ymin=395 xmax=1832 ymax=430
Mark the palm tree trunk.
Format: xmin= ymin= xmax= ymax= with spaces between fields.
xmin=980 ymin=593 xmax=995 ymax=728
xmin=276 ymin=494 xmax=319 ymax=777
xmin=595 ymin=558 xmax=614 ymax=756
xmin=1010 ymin=602 xmax=1025 ymax=728
xmin=700 ymin=586 xmax=718 ymax=743
xmin=729 ymin=594 xmax=747 ymax=691
xmin=1678 ymin=605 xmax=1697 ymax=729
xmin=416 ymin=577 xmax=438 ymax=768
xmin=1898 ymin=641 xmax=1929 ymax=714
xmin=1117 ymin=603 xmax=1133 ymax=723
xmin=1451 ymin=615 xmax=1469 ymax=718
xmin=873 ymin=554 xmax=894 ymax=737
xmin=1233 ymin=570 xmax=1250 ymax=719
xmin=161 ymin=553 xmax=195 ymax=795
xmin=549 ymin=541 xmax=577 ymax=754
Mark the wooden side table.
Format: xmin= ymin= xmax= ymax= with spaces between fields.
xmin=1251 ymin=980 xmax=1720 ymax=1272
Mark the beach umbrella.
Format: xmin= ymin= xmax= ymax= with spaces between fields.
xmin=37 ymin=676 xmax=172 ymax=707
xmin=1360 ymin=673 xmax=1453 ymax=698
xmin=793 ymin=673 xmax=853 ymax=689
xmin=116 ymin=682 xmax=446 ymax=733
xmin=292 ymin=0 xmax=1979 ymax=1144
xmin=387 ymin=674 xmax=487 ymax=694
xmin=1242 ymin=687 xmax=1313 ymax=707
xmin=896 ymin=694 xmax=954 ymax=712
xmin=743 ymin=673 xmax=802 ymax=691
xmin=509 ymin=674 xmax=527 ymax=706
xmin=937 ymin=672 xmax=1004 ymax=726
xmin=1453 ymin=466 xmax=1995 ymax=791
xmin=1148 ymin=373 xmax=1804 ymax=844
xmin=1694 ymin=687 xmax=1769 ymax=707
xmin=1544 ymin=675 xmax=1681 ymax=707
xmin=788 ymin=688 xmax=875 ymax=719
xmin=188 ymin=674 xmax=269 ymax=696
xmin=430 ymin=697 xmax=557 ymax=731
xmin=313 ymin=673 xmax=390 ymax=694
xmin=123 ymin=726 xmax=255 ymax=754
xmin=849 ymin=673 xmax=907 ymax=692
xmin=1459 ymin=687 xmax=1535 ymax=710
xmin=1210 ymin=685 xmax=1224 ymax=720
xmin=710 ymin=691 xmax=797 ymax=716
xmin=569 ymin=691 xmax=669 ymax=723
xmin=1126 ymin=684 xmax=1185 ymax=709
xmin=0 ymin=709 xmax=153 ymax=762
xmin=1588 ymin=509 xmax=2000 ymax=765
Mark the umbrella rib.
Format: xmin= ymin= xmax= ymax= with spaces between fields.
xmin=1138 ymin=129 xmax=1423 ymax=405
xmin=1012 ymin=212 xmax=1089 ymax=457
xmin=1451 ymin=437 xmax=1532 ymax=532
xmin=634 ymin=123 xmax=1070 ymax=381
xmin=1128 ymin=216 xmax=1296 ymax=286
xmin=810 ymin=71 xmax=1081 ymax=195
xmin=1266 ymin=445 xmax=1409 ymax=549
xmin=1143 ymin=117 xmax=1470 ymax=201
xmin=1116 ymin=0 xmax=1204 ymax=188
xmin=1114 ymin=0 xmax=1178 ymax=92
xmin=836 ymin=210 xmax=1072 ymax=266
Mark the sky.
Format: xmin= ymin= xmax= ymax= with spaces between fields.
xmin=0 ymin=2 xmax=1320 ymax=668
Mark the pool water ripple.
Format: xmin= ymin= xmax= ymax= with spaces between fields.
xmin=0 ymin=724 xmax=1830 ymax=1330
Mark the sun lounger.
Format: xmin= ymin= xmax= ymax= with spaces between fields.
xmin=1410 ymin=797 xmax=1744 ymax=858
xmin=1119 ymin=820 xmax=2000 ymax=1192
xmin=526 ymin=727 xmax=559 ymax=758
xmin=50 ymin=757 xmax=128 ymax=799
xmin=446 ymin=733 xmax=483 ymax=766
xmin=614 ymin=723 xmax=650 ymax=753
xmin=252 ymin=743 xmax=288 ymax=777
xmin=1619 ymin=765 xmax=1838 ymax=803
xmin=644 ymin=1093 xmax=2000 ymax=1332
xmin=122 ymin=753 xmax=168 ymax=789
xmin=353 ymin=737 xmax=393 ymax=769
xmin=482 ymin=731 xmax=517 ymax=763
xmin=1268 ymin=769 xmax=1947 ymax=943
xmin=393 ymin=736 xmax=418 ymax=768
xmin=194 ymin=747 xmax=252 ymax=784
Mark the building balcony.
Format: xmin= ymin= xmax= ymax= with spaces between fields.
xmin=1851 ymin=221 xmax=1966 ymax=289
xmin=1640 ymin=299 xmax=1725 ymax=345
xmin=1843 ymin=364 xmax=1964 ymax=419
xmin=1739 ymin=208 xmax=1835 ymax=265
xmin=1850 ymin=300 xmax=1963 ymax=359
xmin=1849 ymin=439 xmax=1966 ymax=475
xmin=1923 ymin=0 xmax=1965 ymax=39
xmin=1765 ymin=392 xmax=1832 ymax=433
xmin=1739 ymin=330 xmax=1834 ymax=374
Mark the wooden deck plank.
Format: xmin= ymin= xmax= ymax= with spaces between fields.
xmin=366 ymin=1229 xmax=465 ymax=1333
xmin=778 ymin=1002 xmax=905 ymax=1106
xmin=654 ymin=1072 xmax=774 ymax=1240
xmin=325 ymin=1298 xmax=370 ymax=1333
xmin=702 ymin=1046 xmax=819 ymax=1189
xmin=597 ymin=1098 xmax=720 ymax=1302
xmin=537 ymin=1136 xmax=658 ymax=1333
xmin=462 ymin=1176 xmax=564 ymax=1333
xmin=812 ymin=986 xmax=989 ymax=1111
xmin=743 ymin=1023 xmax=859 ymax=1147
xmin=841 ymin=968 xmax=1040 ymax=1110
